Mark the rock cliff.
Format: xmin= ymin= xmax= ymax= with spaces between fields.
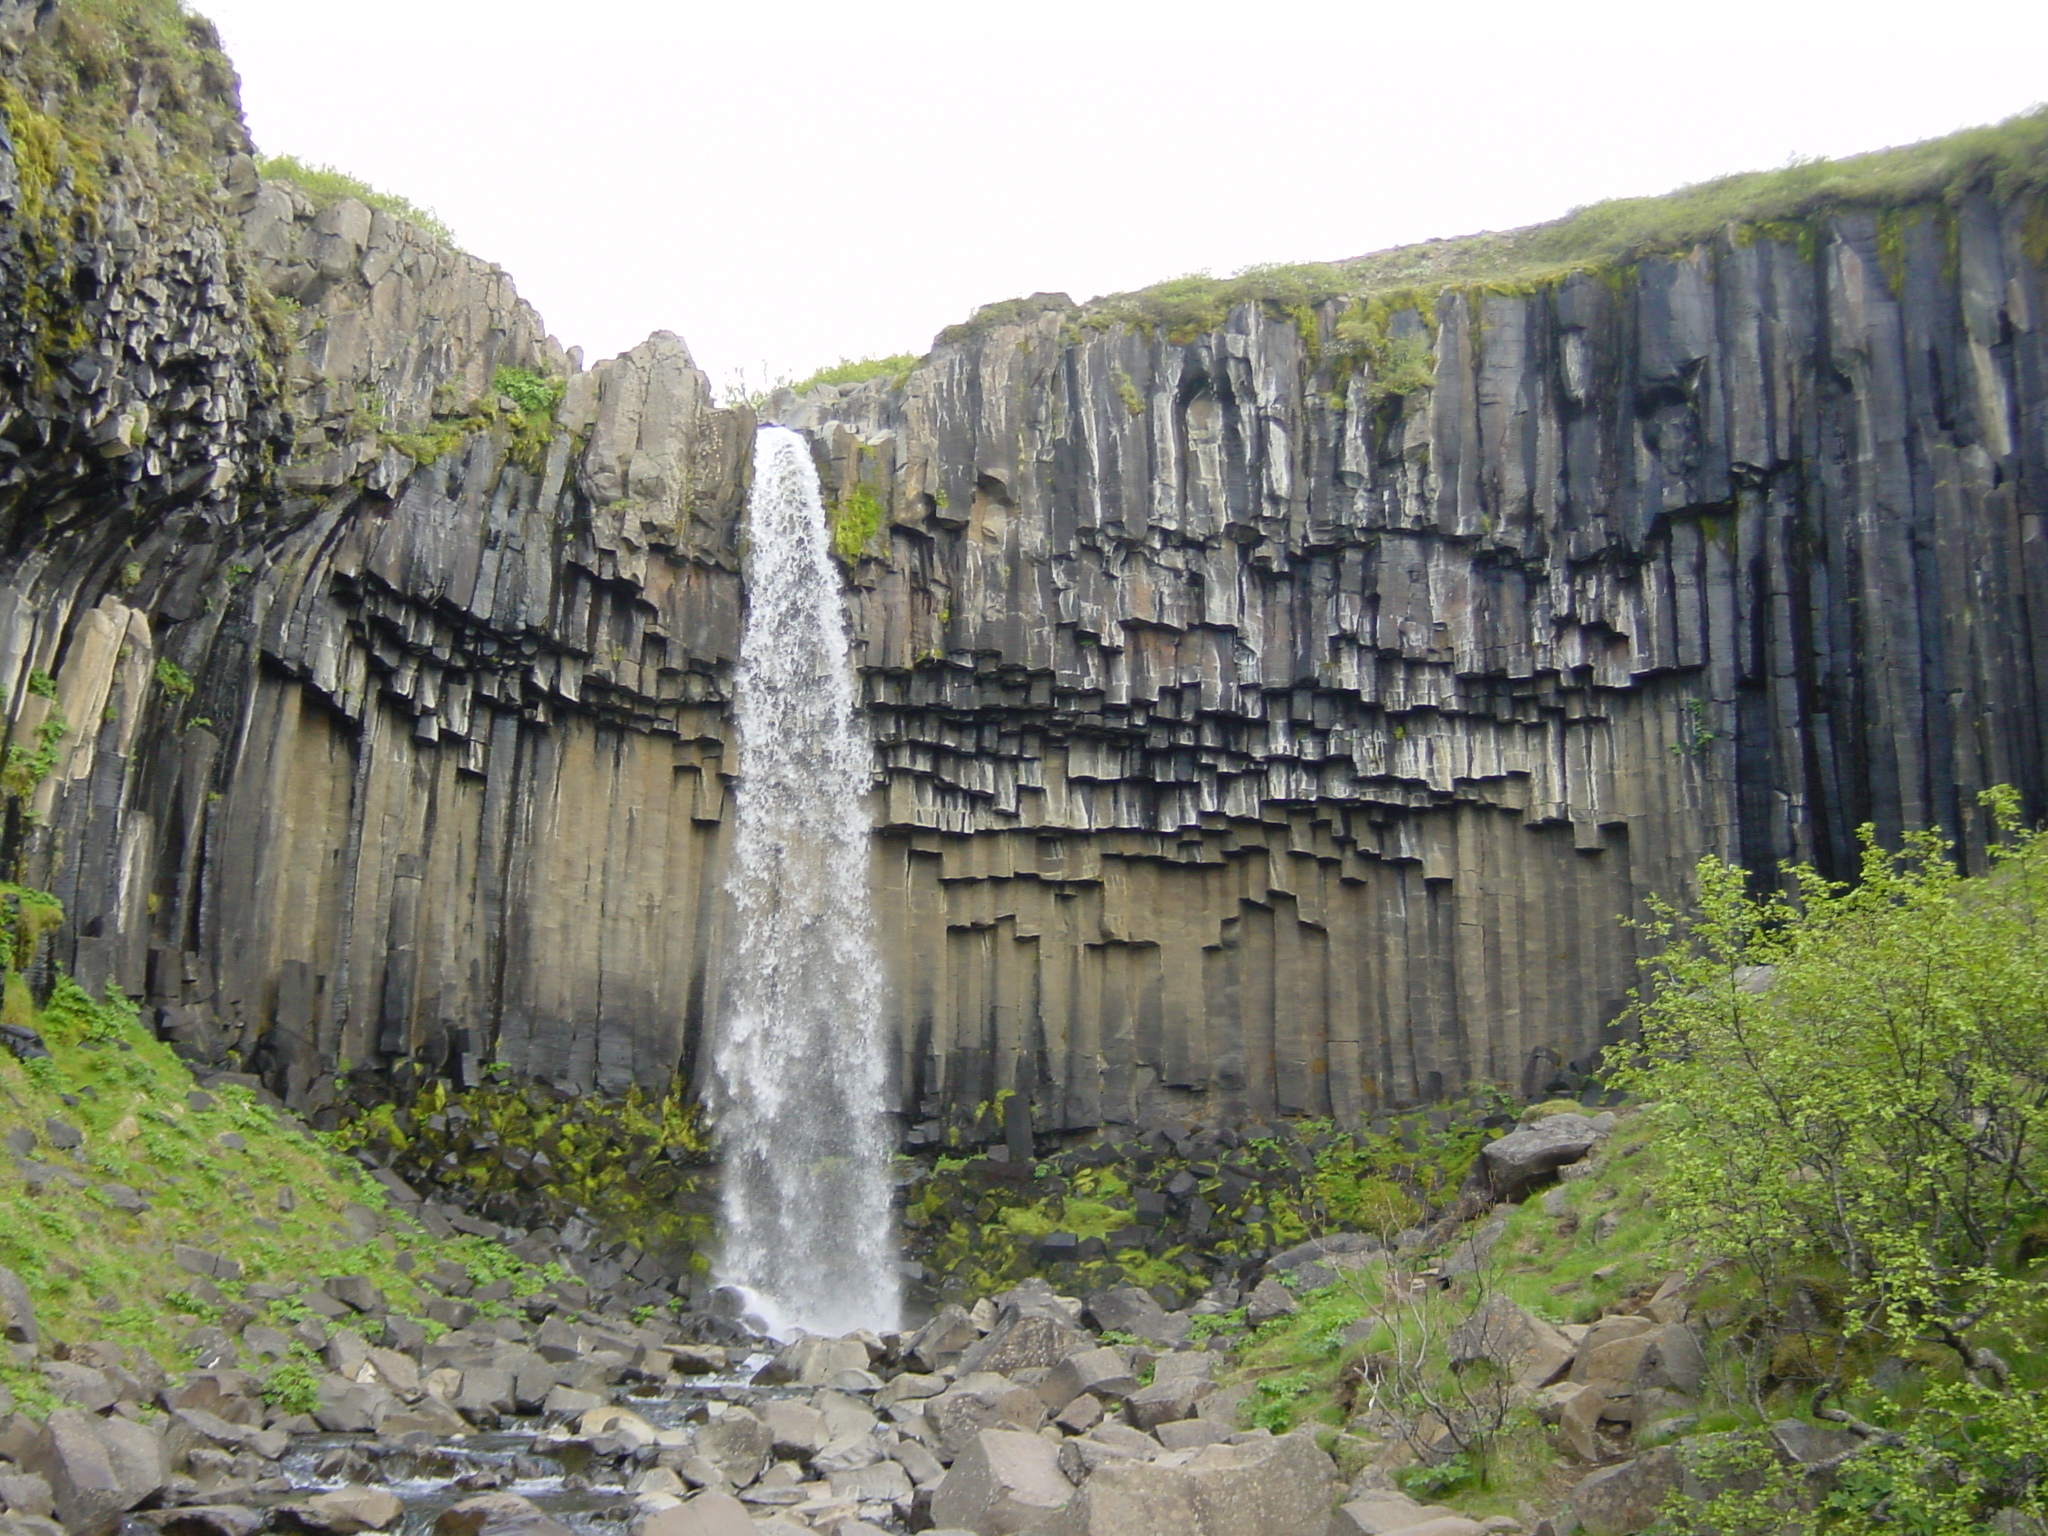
xmin=3 ymin=0 xmax=2045 ymax=1132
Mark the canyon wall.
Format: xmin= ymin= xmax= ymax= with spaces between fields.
xmin=3 ymin=3 xmax=2044 ymax=1130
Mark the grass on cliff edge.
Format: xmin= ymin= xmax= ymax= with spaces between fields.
xmin=0 ymin=966 xmax=552 ymax=1417
xmin=257 ymin=154 xmax=458 ymax=247
xmin=937 ymin=104 xmax=2048 ymax=346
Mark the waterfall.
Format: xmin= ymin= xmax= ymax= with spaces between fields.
xmin=711 ymin=425 xmax=901 ymax=1338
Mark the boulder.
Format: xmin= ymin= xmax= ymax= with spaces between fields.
xmin=762 ymin=1400 xmax=826 ymax=1458
xmin=0 ymin=1474 xmax=53 ymax=1519
xmin=1769 ymin=1419 xmax=1860 ymax=1467
xmin=930 ymin=1429 xmax=1073 ymax=1535
xmin=1035 ymin=1347 xmax=1139 ymax=1413
xmin=0 ymin=1269 xmax=36 ymax=1349
xmin=827 ymin=1460 xmax=913 ymax=1504
xmin=1480 ymin=1115 xmax=1606 ymax=1198
xmin=1447 ymin=1295 xmax=1574 ymax=1393
xmin=1331 ymin=1496 xmax=1463 ymax=1535
xmin=1081 ymin=1288 xmax=1189 ymax=1348
xmin=435 ymin=1494 xmax=578 ymax=1536
xmin=1570 ymin=1449 xmax=1682 ymax=1536
xmin=1244 ymin=1277 xmax=1297 ymax=1325
xmin=908 ymin=1306 xmax=982 ymax=1371
xmin=1124 ymin=1374 xmax=1213 ymax=1430
xmin=629 ymin=1492 xmax=760 ymax=1536
xmin=22 ymin=1408 xmax=166 ymax=1536
xmin=1037 ymin=1431 xmax=1336 ymax=1536
xmin=757 ymin=1336 xmax=869 ymax=1387
xmin=958 ymin=1313 xmax=1092 ymax=1377
xmin=694 ymin=1406 xmax=770 ymax=1487
xmin=1572 ymin=1322 xmax=1705 ymax=1399
xmin=279 ymin=1487 xmax=405 ymax=1533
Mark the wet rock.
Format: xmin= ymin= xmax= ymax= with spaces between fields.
xmin=277 ymin=1487 xmax=405 ymax=1533
xmin=135 ymin=1507 xmax=262 ymax=1536
xmin=930 ymin=1428 xmax=1072 ymax=1534
xmin=435 ymin=1493 xmax=578 ymax=1536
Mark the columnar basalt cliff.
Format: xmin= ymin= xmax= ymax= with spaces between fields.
xmin=3 ymin=1 xmax=2044 ymax=1131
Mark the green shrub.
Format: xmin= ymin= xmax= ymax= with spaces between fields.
xmin=1612 ymin=788 xmax=2048 ymax=1342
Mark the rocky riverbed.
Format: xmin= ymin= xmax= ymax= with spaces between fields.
xmin=0 ymin=1106 xmax=1815 ymax=1536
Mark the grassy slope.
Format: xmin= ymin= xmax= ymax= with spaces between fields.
xmin=0 ymin=974 xmax=551 ymax=1417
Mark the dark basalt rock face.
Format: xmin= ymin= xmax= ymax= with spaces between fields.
xmin=2 ymin=3 xmax=2044 ymax=1131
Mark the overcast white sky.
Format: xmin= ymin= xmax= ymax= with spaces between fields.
xmin=191 ymin=0 xmax=2046 ymax=393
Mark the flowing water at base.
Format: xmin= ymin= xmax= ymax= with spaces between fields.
xmin=710 ymin=425 xmax=901 ymax=1338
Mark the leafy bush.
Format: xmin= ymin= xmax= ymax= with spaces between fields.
xmin=1615 ymin=786 xmax=2048 ymax=1525
xmin=1612 ymin=788 xmax=2048 ymax=1349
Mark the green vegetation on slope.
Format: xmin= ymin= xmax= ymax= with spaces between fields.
xmin=331 ymin=1072 xmax=715 ymax=1274
xmin=0 ymin=896 xmax=558 ymax=1417
xmin=1603 ymin=786 xmax=2048 ymax=1530
xmin=256 ymin=154 xmax=458 ymax=247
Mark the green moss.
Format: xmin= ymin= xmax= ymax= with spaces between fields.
xmin=257 ymin=154 xmax=457 ymax=247
xmin=331 ymin=1076 xmax=714 ymax=1268
xmin=829 ymin=483 xmax=887 ymax=564
xmin=1112 ymin=368 xmax=1145 ymax=418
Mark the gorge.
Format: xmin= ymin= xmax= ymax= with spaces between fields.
xmin=0 ymin=0 xmax=2045 ymax=1151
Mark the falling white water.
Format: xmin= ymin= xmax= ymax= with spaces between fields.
xmin=712 ymin=425 xmax=901 ymax=1338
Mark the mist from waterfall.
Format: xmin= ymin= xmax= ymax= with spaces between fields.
xmin=711 ymin=425 xmax=901 ymax=1338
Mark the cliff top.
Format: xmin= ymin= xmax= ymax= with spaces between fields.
xmin=930 ymin=103 xmax=2048 ymax=349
